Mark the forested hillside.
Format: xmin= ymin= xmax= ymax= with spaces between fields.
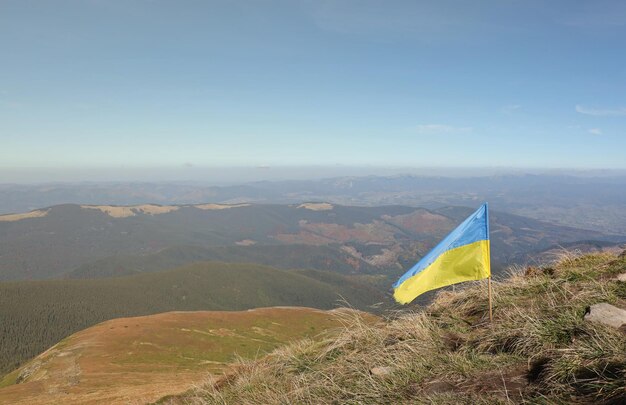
xmin=1 ymin=203 xmax=619 ymax=281
xmin=0 ymin=262 xmax=383 ymax=375
xmin=66 ymin=244 xmax=379 ymax=278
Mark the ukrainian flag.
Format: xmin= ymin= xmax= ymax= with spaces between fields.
xmin=393 ymin=203 xmax=491 ymax=304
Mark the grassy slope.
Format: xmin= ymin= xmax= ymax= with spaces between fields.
xmin=0 ymin=262 xmax=384 ymax=376
xmin=181 ymin=252 xmax=626 ymax=404
xmin=0 ymin=308 xmax=372 ymax=405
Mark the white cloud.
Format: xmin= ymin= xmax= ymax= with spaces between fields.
xmin=588 ymin=128 xmax=603 ymax=135
xmin=575 ymin=105 xmax=626 ymax=116
xmin=415 ymin=124 xmax=472 ymax=135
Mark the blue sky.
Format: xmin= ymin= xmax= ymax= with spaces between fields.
xmin=1 ymin=0 xmax=626 ymax=173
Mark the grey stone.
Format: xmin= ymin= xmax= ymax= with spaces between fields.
xmin=584 ymin=303 xmax=626 ymax=329
xmin=370 ymin=366 xmax=394 ymax=376
xmin=614 ymin=273 xmax=626 ymax=282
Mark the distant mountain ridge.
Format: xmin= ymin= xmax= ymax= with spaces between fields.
xmin=2 ymin=174 xmax=625 ymax=233
xmin=0 ymin=202 xmax=621 ymax=281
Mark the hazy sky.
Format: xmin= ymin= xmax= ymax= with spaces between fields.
xmin=1 ymin=0 xmax=626 ymax=173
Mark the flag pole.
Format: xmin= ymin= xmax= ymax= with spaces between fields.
xmin=486 ymin=202 xmax=493 ymax=323
xmin=488 ymin=276 xmax=493 ymax=322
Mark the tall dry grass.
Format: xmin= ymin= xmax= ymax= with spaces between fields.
xmin=178 ymin=251 xmax=626 ymax=404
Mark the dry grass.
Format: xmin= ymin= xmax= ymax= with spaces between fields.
xmin=0 ymin=308 xmax=352 ymax=405
xmin=180 ymin=251 xmax=626 ymax=405
xmin=235 ymin=239 xmax=257 ymax=246
xmin=0 ymin=210 xmax=49 ymax=222
xmin=81 ymin=204 xmax=179 ymax=217
xmin=193 ymin=204 xmax=250 ymax=210
xmin=297 ymin=203 xmax=334 ymax=211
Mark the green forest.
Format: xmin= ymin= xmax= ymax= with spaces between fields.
xmin=0 ymin=262 xmax=383 ymax=375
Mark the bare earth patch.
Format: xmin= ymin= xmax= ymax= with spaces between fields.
xmin=193 ymin=203 xmax=250 ymax=210
xmin=81 ymin=204 xmax=179 ymax=217
xmin=297 ymin=203 xmax=334 ymax=211
xmin=235 ymin=239 xmax=257 ymax=246
xmin=0 ymin=210 xmax=49 ymax=222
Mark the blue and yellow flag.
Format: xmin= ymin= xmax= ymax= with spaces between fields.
xmin=393 ymin=203 xmax=490 ymax=304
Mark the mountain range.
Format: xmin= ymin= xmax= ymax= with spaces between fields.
xmin=1 ymin=199 xmax=624 ymax=392
xmin=2 ymin=174 xmax=625 ymax=233
xmin=1 ymin=202 xmax=622 ymax=282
